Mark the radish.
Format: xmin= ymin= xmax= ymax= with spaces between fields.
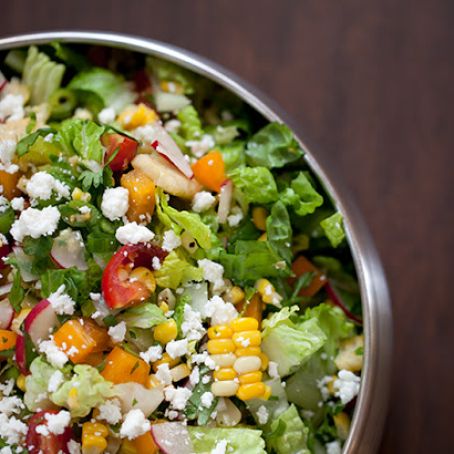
xmin=147 ymin=121 xmax=193 ymax=178
xmin=0 ymin=298 xmax=14 ymax=329
xmin=0 ymin=243 xmax=10 ymax=270
xmin=15 ymin=335 xmax=28 ymax=374
xmin=114 ymin=382 xmax=164 ymax=417
xmin=0 ymin=71 xmax=7 ymax=92
xmin=217 ymin=179 xmax=233 ymax=224
xmin=325 ymin=282 xmax=363 ymax=325
xmin=24 ymin=300 xmax=59 ymax=346
xmin=51 ymin=229 xmax=88 ymax=270
xmin=150 ymin=422 xmax=194 ymax=454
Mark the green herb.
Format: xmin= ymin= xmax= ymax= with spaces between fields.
xmin=26 ymin=112 xmax=37 ymax=133
xmin=16 ymin=128 xmax=56 ymax=156
xmin=355 ymin=346 xmax=364 ymax=356
xmin=9 ymin=271 xmax=25 ymax=311
xmin=103 ymin=315 xmax=117 ymax=327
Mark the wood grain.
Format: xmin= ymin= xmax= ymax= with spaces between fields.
xmin=1 ymin=1 xmax=453 ymax=452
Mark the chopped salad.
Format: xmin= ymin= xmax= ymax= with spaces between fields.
xmin=0 ymin=43 xmax=364 ymax=454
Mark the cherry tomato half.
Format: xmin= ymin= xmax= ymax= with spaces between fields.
xmin=102 ymin=133 xmax=138 ymax=172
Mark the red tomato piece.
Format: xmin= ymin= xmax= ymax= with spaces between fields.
xmin=102 ymin=133 xmax=138 ymax=172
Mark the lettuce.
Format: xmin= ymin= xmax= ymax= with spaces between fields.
xmin=267 ymin=404 xmax=310 ymax=454
xmin=280 ymin=172 xmax=324 ymax=216
xmin=320 ymin=212 xmax=345 ymax=247
xmin=245 ymin=123 xmax=303 ymax=168
xmin=177 ymin=105 xmax=204 ymax=140
xmin=118 ymin=302 xmax=166 ymax=329
xmin=154 ymin=251 xmax=203 ymax=289
xmin=219 ymin=141 xmax=246 ymax=171
xmin=262 ymin=307 xmax=326 ymax=376
xmin=147 ymin=56 xmax=195 ymax=94
xmin=51 ymin=365 xmax=115 ymax=417
xmin=188 ymin=427 xmax=266 ymax=454
xmin=229 ymin=166 xmax=278 ymax=204
xmin=266 ymin=201 xmax=293 ymax=264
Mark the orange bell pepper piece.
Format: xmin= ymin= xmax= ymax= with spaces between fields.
xmin=191 ymin=150 xmax=226 ymax=192
xmin=290 ymin=256 xmax=327 ymax=297
xmin=121 ymin=169 xmax=156 ymax=223
xmin=82 ymin=351 xmax=105 ymax=367
xmin=81 ymin=319 xmax=112 ymax=353
xmin=0 ymin=329 xmax=17 ymax=351
xmin=101 ymin=347 xmax=150 ymax=386
xmin=131 ymin=431 xmax=159 ymax=454
xmin=0 ymin=170 xmax=21 ymax=199
xmin=236 ymin=294 xmax=263 ymax=324
xmin=54 ymin=319 xmax=97 ymax=363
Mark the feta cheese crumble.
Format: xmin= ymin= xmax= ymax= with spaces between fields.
xmin=164 ymin=386 xmax=192 ymax=410
xmin=26 ymin=171 xmax=70 ymax=203
xmin=334 ymin=370 xmax=361 ymax=404
xmin=155 ymin=363 xmax=172 ymax=385
xmin=10 ymin=206 xmax=61 ymax=242
xmin=227 ymin=206 xmax=244 ymax=227
xmin=48 ymin=370 xmax=64 ymax=393
xmin=44 ymin=410 xmax=71 ymax=435
xmin=166 ymin=338 xmax=189 ymax=359
xmin=120 ymin=409 xmax=151 ymax=440
xmin=181 ymin=304 xmax=206 ymax=341
xmin=192 ymin=191 xmax=216 ymax=213
xmin=10 ymin=197 xmax=25 ymax=211
xmin=67 ymin=439 xmax=82 ymax=454
xmin=39 ymin=339 xmax=68 ymax=368
xmin=186 ymin=134 xmax=215 ymax=158
xmin=97 ymin=398 xmax=122 ymax=425
xmin=204 ymin=295 xmax=238 ymax=325
xmin=162 ymin=229 xmax=181 ymax=251
xmin=268 ymin=361 xmax=280 ymax=379
xmin=98 ymin=107 xmax=116 ymax=124
xmin=115 ymin=222 xmax=155 ymax=245
xmin=198 ymin=259 xmax=225 ymax=292
xmin=0 ymin=94 xmax=24 ymax=122
xmin=256 ymin=405 xmax=269 ymax=425
xmin=0 ymin=139 xmax=19 ymax=174
xmin=200 ymin=391 xmax=214 ymax=408
xmin=108 ymin=321 xmax=127 ymax=343
xmin=48 ymin=285 xmax=76 ymax=315
xmin=326 ymin=440 xmax=342 ymax=454
xmin=164 ymin=119 xmax=181 ymax=133
xmin=101 ymin=187 xmax=129 ymax=221
xmin=140 ymin=345 xmax=163 ymax=363
xmin=152 ymin=256 xmax=161 ymax=270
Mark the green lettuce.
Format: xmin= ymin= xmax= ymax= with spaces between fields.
xmin=262 ymin=307 xmax=326 ymax=376
xmin=51 ymin=365 xmax=115 ymax=417
xmin=320 ymin=212 xmax=345 ymax=247
xmin=220 ymin=141 xmax=246 ymax=170
xmin=266 ymin=201 xmax=293 ymax=264
xmin=147 ymin=56 xmax=195 ymax=94
xmin=267 ymin=404 xmax=310 ymax=454
xmin=188 ymin=427 xmax=266 ymax=454
xmin=118 ymin=302 xmax=166 ymax=329
xmin=154 ymin=251 xmax=203 ymax=289
xmin=177 ymin=105 xmax=204 ymax=140
xmin=245 ymin=122 xmax=303 ymax=168
xmin=229 ymin=166 xmax=279 ymax=204
xmin=280 ymin=172 xmax=324 ymax=216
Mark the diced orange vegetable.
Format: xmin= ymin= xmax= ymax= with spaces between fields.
xmin=101 ymin=347 xmax=150 ymax=386
xmin=290 ymin=256 xmax=327 ymax=297
xmin=236 ymin=294 xmax=263 ymax=324
xmin=82 ymin=351 xmax=104 ymax=367
xmin=121 ymin=169 xmax=156 ymax=223
xmin=0 ymin=170 xmax=21 ymax=199
xmin=131 ymin=431 xmax=159 ymax=454
xmin=54 ymin=319 xmax=96 ymax=364
xmin=191 ymin=150 xmax=226 ymax=192
xmin=81 ymin=319 xmax=111 ymax=353
xmin=0 ymin=329 xmax=17 ymax=351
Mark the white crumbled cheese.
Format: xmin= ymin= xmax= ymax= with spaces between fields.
xmin=131 ymin=124 xmax=155 ymax=143
xmin=186 ymin=134 xmax=215 ymax=158
xmin=0 ymin=414 xmax=28 ymax=445
xmin=164 ymin=119 xmax=181 ymax=134
xmin=334 ymin=370 xmax=361 ymax=404
xmin=189 ymin=365 xmax=200 ymax=386
xmin=203 ymin=295 xmax=238 ymax=325
xmin=326 ymin=440 xmax=342 ymax=454
xmin=165 ymin=409 xmax=179 ymax=420
xmin=192 ymin=191 xmax=216 ymax=213
xmin=200 ymin=391 xmax=214 ymax=408
xmin=317 ymin=376 xmax=334 ymax=401
xmin=0 ymin=139 xmax=19 ymax=174
xmin=152 ymin=256 xmax=161 ymax=270
xmin=211 ymin=439 xmax=228 ymax=454
xmin=97 ymin=398 xmax=122 ymax=425
xmin=47 ymin=370 xmax=64 ymax=393
xmin=43 ymin=132 xmax=54 ymax=143
xmin=0 ymin=396 xmax=24 ymax=416
xmin=268 ymin=361 xmax=280 ymax=379
xmin=26 ymin=171 xmax=70 ymax=203
xmin=166 ymin=339 xmax=189 ymax=359
xmin=10 ymin=206 xmax=61 ymax=242
xmin=164 ymin=386 xmax=192 ymax=410
xmin=227 ymin=206 xmax=244 ymax=227
xmin=79 ymin=206 xmax=91 ymax=214
xmin=108 ymin=321 xmax=127 ymax=343
xmin=120 ymin=409 xmax=151 ymax=440
xmin=67 ymin=439 xmax=82 ymax=454
xmin=116 ymin=222 xmax=155 ymax=245
xmin=48 ymin=284 xmax=76 ymax=315
xmin=140 ymin=345 xmax=163 ymax=363
xmin=181 ymin=304 xmax=206 ymax=341
xmin=44 ymin=410 xmax=71 ymax=435
xmin=98 ymin=107 xmax=116 ymax=124
xmin=39 ymin=339 xmax=68 ymax=368
xmin=198 ymin=259 xmax=225 ymax=293
xmin=162 ymin=229 xmax=181 ymax=251
xmin=101 ymin=187 xmax=129 ymax=221
xmin=155 ymin=363 xmax=172 ymax=385
xmin=74 ymin=108 xmax=92 ymax=120
xmin=256 ymin=405 xmax=269 ymax=425
xmin=10 ymin=197 xmax=25 ymax=211
xmin=0 ymin=379 xmax=14 ymax=397
xmin=0 ymin=94 xmax=24 ymax=122
xmin=0 ymin=233 xmax=7 ymax=247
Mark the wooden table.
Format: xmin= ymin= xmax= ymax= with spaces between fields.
xmin=2 ymin=1 xmax=452 ymax=452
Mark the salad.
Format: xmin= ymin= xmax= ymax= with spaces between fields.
xmin=0 ymin=43 xmax=364 ymax=454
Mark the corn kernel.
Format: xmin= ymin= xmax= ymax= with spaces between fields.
xmin=213 ymin=367 xmax=237 ymax=381
xmin=258 ymin=232 xmax=267 ymax=242
xmin=82 ymin=422 xmax=109 ymax=438
xmin=333 ymin=412 xmax=351 ymax=440
xmin=159 ymin=302 xmax=169 ymax=313
xmin=226 ymin=286 xmax=245 ymax=305
xmin=238 ymin=371 xmax=262 ymax=385
xmin=170 ymin=363 xmax=191 ymax=382
xmin=259 ymin=352 xmax=269 ymax=371
xmin=207 ymin=325 xmax=233 ymax=340
xmin=152 ymin=352 xmax=180 ymax=372
xmin=210 ymin=353 xmax=236 ymax=368
xmin=118 ymin=103 xmax=158 ymax=130
xmin=68 ymin=387 xmax=78 ymax=409
xmin=82 ymin=434 xmax=107 ymax=453
xmin=232 ymin=331 xmax=261 ymax=348
xmin=129 ymin=267 xmax=156 ymax=293
xmin=154 ymin=319 xmax=177 ymax=344
xmin=211 ymin=380 xmax=239 ymax=397
xmin=252 ymin=207 xmax=268 ymax=231
xmin=236 ymin=382 xmax=266 ymax=400
xmin=147 ymin=374 xmax=162 ymax=389
xmin=160 ymin=81 xmax=184 ymax=94
xmin=16 ymin=374 xmax=26 ymax=392
xmin=261 ymin=384 xmax=272 ymax=400
xmin=230 ymin=317 xmax=259 ymax=332
xmin=207 ymin=339 xmax=236 ymax=355
xmin=256 ymin=279 xmax=281 ymax=305
xmin=233 ymin=356 xmax=262 ymax=375
xmin=72 ymin=187 xmax=91 ymax=202
xmin=157 ymin=288 xmax=176 ymax=309
xmin=235 ymin=347 xmax=262 ymax=357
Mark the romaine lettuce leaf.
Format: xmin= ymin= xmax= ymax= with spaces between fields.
xmin=266 ymin=201 xmax=293 ymax=264
xmin=147 ymin=56 xmax=195 ymax=94
xmin=118 ymin=302 xmax=166 ymax=329
xmin=245 ymin=122 xmax=303 ymax=168
xmin=220 ymin=141 xmax=246 ymax=171
xmin=320 ymin=212 xmax=345 ymax=247
xmin=177 ymin=105 xmax=204 ymax=140
xmin=154 ymin=251 xmax=203 ymax=289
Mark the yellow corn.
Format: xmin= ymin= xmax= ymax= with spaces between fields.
xmin=326 ymin=376 xmax=336 ymax=395
xmin=211 ymin=380 xmax=239 ymax=397
xmin=152 ymin=352 xmax=180 ymax=372
xmin=256 ymin=279 xmax=281 ymax=305
xmin=213 ymin=367 xmax=237 ymax=381
xmin=11 ymin=308 xmax=32 ymax=334
xmin=226 ymin=286 xmax=245 ymax=305
xmin=238 ymin=371 xmax=262 ymax=385
xmin=83 ymin=422 xmax=109 ymax=438
xmin=236 ymin=382 xmax=266 ymax=401
xmin=207 ymin=339 xmax=236 ymax=355
xmin=262 ymin=385 xmax=272 ymax=400
xmin=82 ymin=422 xmax=108 ymax=454
xmin=119 ymin=440 xmax=137 ymax=454
xmin=153 ymin=319 xmax=177 ymax=344
xmin=160 ymin=81 xmax=184 ymax=94
xmin=129 ymin=267 xmax=156 ymax=293
xmin=16 ymin=374 xmax=26 ymax=392
xmin=68 ymin=387 xmax=78 ymax=410
xmin=258 ymin=233 xmax=267 ymax=242
xmin=159 ymin=302 xmax=169 ymax=313
xmin=232 ymin=330 xmax=261 ymax=348
xmin=252 ymin=207 xmax=268 ymax=231
xmin=230 ymin=317 xmax=258 ymax=332
xmin=333 ymin=412 xmax=351 ymax=440
xmin=118 ymin=103 xmax=158 ymax=130
xmin=72 ymin=187 xmax=91 ymax=202
xmin=170 ymin=363 xmax=191 ymax=382
xmin=235 ymin=346 xmax=262 ymax=357
xmin=147 ymin=374 xmax=162 ymax=389
xmin=259 ymin=352 xmax=269 ymax=371
xmin=208 ymin=325 xmax=233 ymax=340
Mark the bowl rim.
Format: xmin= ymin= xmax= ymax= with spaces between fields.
xmin=0 ymin=31 xmax=392 ymax=453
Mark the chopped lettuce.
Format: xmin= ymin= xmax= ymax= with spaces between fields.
xmin=220 ymin=141 xmax=246 ymax=171
xmin=245 ymin=122 xmax=303 ymax=168
xmin=147 ymin=56 xmax=195 ymax=94
xmin=188 ymin=427 xmax=266 ymax=454
xmin=267 ymin=404 xmax=310 ymax=454
xmin=266 ymin=201 xmax=293 ymax=264
xmin=262 ymin=307 xmax=327 ymax=376
xmin=320 ymin=212 xmax=345 ymax=247
xmin=51 ymin=365 xmax=115 ymax=417
xmin=280 ymin=172 xmax=324 ymax=216
xmin=154 ymin=251 xmax=203 ymax=289
xmin=177 ymin=105 xmax=204 ymax=140
xmin=118 ymin=302 xmax=166 ymax=329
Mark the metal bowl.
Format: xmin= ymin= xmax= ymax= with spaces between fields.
xmin=0 ymin=31 xmax=392 ymax=453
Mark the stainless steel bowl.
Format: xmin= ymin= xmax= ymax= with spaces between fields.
xmin=0 ymin=31 xmax=392 ymax=453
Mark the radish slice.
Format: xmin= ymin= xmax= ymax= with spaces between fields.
xmin=151 ymin=422 xmax=194 ymax=454
xmin=147 ymin=122 xmax=193 ymax=178
xmin=115 ymin=382 xmax=164 ymax=417
xmin=51 ymin=229 xmax=88 ymax=271
xmin=325 ymin=282 xmax=363 ymax=325
xmin=0 ymin=298 xmax=14 ymax=329
xmin=217 ymin=179 xmax=233 ymax=224
xmin=24 ymin=300 xmax=58 ymax=346
xmin=0 ymin=71 xmax=7 ymax=92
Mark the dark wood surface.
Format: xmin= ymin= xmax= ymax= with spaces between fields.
xmin=2 ymin=1 xmax=453 ymax=452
